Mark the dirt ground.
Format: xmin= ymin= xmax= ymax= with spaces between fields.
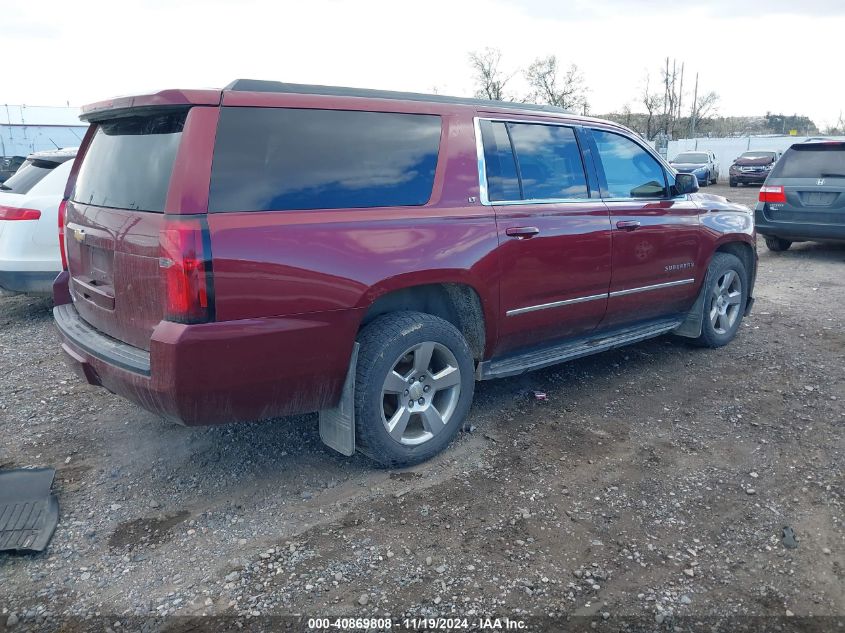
xmin=0 ymin=183 xmax=843 ymax=631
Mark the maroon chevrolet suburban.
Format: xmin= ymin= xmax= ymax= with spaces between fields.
xmin=54 ymin=80 xmax=757 ymax=467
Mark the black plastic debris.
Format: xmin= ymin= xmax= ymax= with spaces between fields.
xmin=782 ymin=526 xmax=799 ymax=549
xmin=0 ymin=468 xmax=60 ymax=552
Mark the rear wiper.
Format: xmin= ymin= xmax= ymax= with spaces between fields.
xmin=820 ymin=173 xmax=845 ymax=178
xmin=0 ymin=184 xmax=11 ymax=191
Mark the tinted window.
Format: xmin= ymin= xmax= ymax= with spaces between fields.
xmin=770 ymin=145 xmax=845 ymax=179
xmin=508 ymin=123 xmax=588 ymax=200
xmin=209 ymin=108 xmax=441 ymax=212
xmin=73 ymin=111 xmax=186 ymax=211
xmin=740 ymin=152 xmax=776 ymax=160
xmin=480 ymin=121 xmax=588 ymax=201
xmin=480 ymin=121 xmax=520 ymax=201
xmin=672 ymin=152 xmax=709 ymax=163
xmin=1 ymin=159 xmax=57 ymax=194
xmin=593 ymin=130 xmax=667 ymax=198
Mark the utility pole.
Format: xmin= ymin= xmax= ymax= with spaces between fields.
xmin=677 ymin=62 xmax=685 ymax=134
xmin=688 ymin=72 xmax=699 ymax=138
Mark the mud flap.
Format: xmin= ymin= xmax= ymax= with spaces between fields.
xmin=319 ymin=342 xmax=358 ymax=457
xmin=0 ymin=468 xmax=60 ymax=552
xmin=673 ymin=280 xmax=707 ymax=339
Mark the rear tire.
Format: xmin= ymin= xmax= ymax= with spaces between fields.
xmin=710 ymin=173 xmax=718 ymax=185
xmin=691 ymin=253 xmax=748 ymax=349
xmin=764 ymin=236 xmax=792 ymax=252
xmin=354 ymin=311 xmax=475 ymax=468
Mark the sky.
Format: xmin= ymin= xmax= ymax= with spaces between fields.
xmin=2 ymin=0 xmax=844 ymax=130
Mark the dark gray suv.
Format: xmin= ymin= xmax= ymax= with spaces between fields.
xmin=756 ymin=141 xmax=845 ymax=251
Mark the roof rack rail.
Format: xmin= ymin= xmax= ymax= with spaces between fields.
xmin=224 ymin=79 xmax=573 ymax=115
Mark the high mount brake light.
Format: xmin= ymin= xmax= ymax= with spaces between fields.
xmin=759 ymin=185 xmax=786 ymax=204
xmin=160 ymin=217 xmax=215 ymax=324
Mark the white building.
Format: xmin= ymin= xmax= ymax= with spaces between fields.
xmin=1 ymin=105 xmax=88 ymax=157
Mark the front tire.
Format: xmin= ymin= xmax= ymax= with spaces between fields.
xmin=691 ymin=252 xmax=748 ymax=348
xmin=764 ymin=236 xmax=792 ymax=252
xmin=354 ymin=311 xmax=475 ymax=468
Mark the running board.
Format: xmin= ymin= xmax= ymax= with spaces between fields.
xmin=477 ymin=316 xmax=684 ymax=380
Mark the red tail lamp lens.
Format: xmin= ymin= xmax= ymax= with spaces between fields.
xmin=160 ymin=218 xmax=214 ymax=324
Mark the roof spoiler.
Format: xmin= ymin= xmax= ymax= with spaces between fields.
xmin=80 ymin=89 xmax=222 ymax=122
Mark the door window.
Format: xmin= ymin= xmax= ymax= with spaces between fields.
xmin=480 ymin=121 xmax=589 ymax=202
xmin=592 ymin=130 xmax=668 ymax=199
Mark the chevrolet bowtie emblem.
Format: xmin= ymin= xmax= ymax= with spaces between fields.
xmin=72 ymin=228 xmax=85 ymax=243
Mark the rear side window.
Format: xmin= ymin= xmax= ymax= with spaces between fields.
xmin=72 ymin=111 xmax=186 ymax=211
xmin=480 ymin=120 xmax=589 ymax=202
xmin=592 ymin=129 xmax=667 ymax=199
xmin=480 ymin=121 xmax=520 ymax=201
xmin=208 ymin=108 xmax=441 ymax=212
xmin=1 ymin=159 xmax=58 ymax=194
xmin=770 ymin=145 xmax=845 ymax=179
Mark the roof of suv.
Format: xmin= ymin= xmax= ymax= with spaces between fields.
xmin=80 ymin=79 xmax=625 ymax=131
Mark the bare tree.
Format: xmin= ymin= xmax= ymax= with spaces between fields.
xmin=468 ymin=48 xmax=513 ymax=101
xmin=661 ymin=57 xmax=684 ymax=137
xmin=688 ymin=71 xmax=719 ymax=137
xmin=823 ymin=111 xmax=845 ymax=135
xmin=640 ymin=73 xmax=663 ymax=140
xmin=524 ymin=56 xmax=588 ymax=112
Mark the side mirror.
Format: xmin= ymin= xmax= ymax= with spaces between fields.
xmin=673 ymin=172 xmax=699 ymax=195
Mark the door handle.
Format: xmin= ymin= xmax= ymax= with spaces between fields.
xmin=615 ymin=220 xmax=641 ymax=231
xmin=505 ymin=226 xmax=540 ymax=239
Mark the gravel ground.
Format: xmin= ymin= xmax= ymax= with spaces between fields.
xmin=1 ymin=184 xmax=843 ymax=631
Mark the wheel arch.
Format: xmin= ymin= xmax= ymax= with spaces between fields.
xmin=713 ymin=238 xmax=757 ymax=298
xmin=359 ymin=282 xmax=490 ymax=361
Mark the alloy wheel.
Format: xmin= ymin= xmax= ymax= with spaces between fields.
xmin=709 ymin=269 xmax=742 ymax=335
xmin=380 ymin=341 xmax=462 ymax=446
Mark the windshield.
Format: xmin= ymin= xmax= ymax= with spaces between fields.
xmin=770 ymin=145 xmax=845 ymax=179
xmin=739 ymin=152 xmax=776 ymax=161
xmin=672 ymin=153 xmax=709 ymax=163
xmin=0 ymin=159 xmax=63 ymax=193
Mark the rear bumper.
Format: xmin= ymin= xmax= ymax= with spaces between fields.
xmin=755 ymin=208 xmax=845 ymax=242
xmin=0 ymin=270 xmax=59 ymax=294
xmin=53 ymin=301 xmax=362 ymax=426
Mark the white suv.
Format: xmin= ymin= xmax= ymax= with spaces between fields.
xmin=0 ymin=158 xmax=74 ymax=294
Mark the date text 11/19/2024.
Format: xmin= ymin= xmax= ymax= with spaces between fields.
xmin=307 ymin=617 xmax=527 ymax=630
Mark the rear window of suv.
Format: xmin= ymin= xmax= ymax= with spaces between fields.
xmin=72 ymin=110 xmax=186 ymax=211
xmin=1 ymin=159 xmax=61 ymax=194
xmin=770 ymin=145 xmax=845 ymax=179
xmin=208 ymin=108 xmax=442 ymax=212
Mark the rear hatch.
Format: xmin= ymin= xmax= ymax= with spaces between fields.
xmin=765 ymin=143 xmax=845 ymax=225
xmin=66 ymin=110 xmax=188 ymax=350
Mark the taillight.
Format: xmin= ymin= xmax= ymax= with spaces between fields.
xmin=58 ymin=199 xmax=68 ymax=270
xmin=759 ymin=185 xmax=786 ymax=204
xmin=160 ymin=217 xmax=214 ymax=324
xmin=0 ymin=205 xmax=41 ymax=221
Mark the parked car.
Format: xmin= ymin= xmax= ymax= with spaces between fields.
xmin=0 ymin=159 xmax=73 ymax=293
xmin=0 ymin=156 xmax=26 ymax=183
xmin=0 ymin=148 xmax=77 ymax=194
xmin=668 ymin=150 xmax=718 ymax=186
xmin=756 ymin=140 xmax=845 ymax=251
xmin=53 ymin=80 xmax=757 ymax=467
xmin=728 ymin=150 xmax=781 ymax=187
